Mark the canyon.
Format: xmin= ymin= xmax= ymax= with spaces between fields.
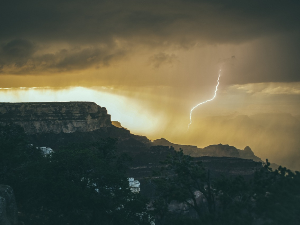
xmin=0 ymin=102 xmax=264 ymax=185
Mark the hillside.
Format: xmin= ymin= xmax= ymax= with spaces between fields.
xmin=0 ymin=101 xmax=264 ymax=181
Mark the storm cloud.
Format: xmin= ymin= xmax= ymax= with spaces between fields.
xmin=149 ymin=52 xmax=178 ymax=68
xmin=2 ymin=0 xmax=299 ymax=43
xmin=0 ymin=0 xmax=299 ymax=83
xmin=0 ymin=39 xmax=127 ymax=74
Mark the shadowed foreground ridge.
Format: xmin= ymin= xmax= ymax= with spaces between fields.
xmin=0 ymin=102 xmax=111 ymax=134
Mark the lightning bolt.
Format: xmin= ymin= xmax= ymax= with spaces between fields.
xmin=188 ymin=69 xmax=222 ymax=129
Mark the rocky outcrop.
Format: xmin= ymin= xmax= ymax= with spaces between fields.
xmin=0 ymin=102 xmax=111 ymax=134
xmin=0 ymin=185 xmax=18 ymax=225
xmin=112 ymin=121 xmax=124 ymax=129
xmin=238 ymin=146 xmax=262 ymax=162
xmin=201 ymin=144 xmax=240 ymax=158
xmin=152 ymin=138 xmax=198 ymax=152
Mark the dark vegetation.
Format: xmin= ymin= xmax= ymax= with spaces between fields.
xmin=152 ymin=151 xmax=300 ymax=225
xmin=0 ymin=125 xmax=300 ymax=225
xmin=0 ymin=125 xmax=150 ymax=225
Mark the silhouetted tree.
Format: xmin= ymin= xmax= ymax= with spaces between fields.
xmin=0 ymin=125 xmax=151 ymax=225
xmin=152 ymin=151 xmax=300 ymax=225
xmin=251 ymin=160 xmax=300 ymax=225
xmin=152 ymin=150 xmax=215 ymax=223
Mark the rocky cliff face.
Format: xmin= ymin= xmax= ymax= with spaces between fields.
xmin=0 ymin=102 xmax=111 ymax=134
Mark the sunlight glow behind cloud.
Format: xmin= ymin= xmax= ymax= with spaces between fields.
xmin=0 ymin=87 xmax=162 ymax=135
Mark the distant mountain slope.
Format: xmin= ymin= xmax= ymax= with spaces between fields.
xmin=152 ymin=138 xmax=262 ymax=162
xmin=186 ymin=113 xmax=300 ymax=171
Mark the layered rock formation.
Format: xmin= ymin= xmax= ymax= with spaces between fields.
xmin=0 ymin=102 xmax=111 ymax=134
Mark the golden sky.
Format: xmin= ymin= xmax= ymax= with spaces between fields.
xmin=0 ymin=0 xmax=300 ymax=169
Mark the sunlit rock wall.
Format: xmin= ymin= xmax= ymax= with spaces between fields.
xmin=0 ymin=102 xmax=112 ymax=134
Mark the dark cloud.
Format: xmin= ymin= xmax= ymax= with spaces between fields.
xmin=149 ymin=52 xmax=178 ymax=68
xmin=0 ymin=0 xmax=299 ymax=81
xmin=2 ymin=39 xmax=35 ymax=58
xmin=0 ymin=40 xmax=127 ymax=74
xmin=222 ymin=35 xmax=300 ymax=84
xmin=1 ymin=0 xmax=299 ymax=44
xmin=0 ymin=39 xmax=36 ymax=68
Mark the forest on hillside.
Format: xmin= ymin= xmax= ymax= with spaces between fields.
xmin=0 ymin=125 xmax=299 ymax=225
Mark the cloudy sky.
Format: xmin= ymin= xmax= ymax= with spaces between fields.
xmin=1 ymin=0 xmax=300 ymax=169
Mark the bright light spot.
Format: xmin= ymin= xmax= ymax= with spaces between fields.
xmin=0 ymin=87 xmax=161 ymax=134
